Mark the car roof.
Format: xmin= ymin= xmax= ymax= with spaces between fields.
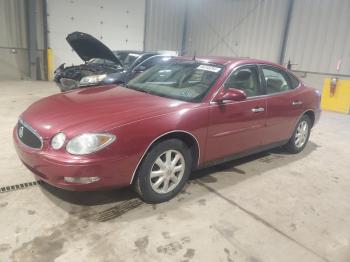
xmin=177 ymin=56 xmax=283 ymax=68
xmin=140 ymin=52 xmax=159 ymax=56
xmin=113 ymin=50 xmax=144 ymax=54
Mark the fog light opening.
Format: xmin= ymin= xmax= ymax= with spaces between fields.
xmin=64 ymin=176 xmax=100 ymax=184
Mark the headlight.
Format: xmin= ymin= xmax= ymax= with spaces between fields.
xmin=66 ymin=133 xmax=115 ymax=155
xmin=79 ymin=74 xmax=106 ymax=86
xmin=51 ymin=132 xmax=66 ymax=149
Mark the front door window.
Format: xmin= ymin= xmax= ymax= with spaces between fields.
xmin=224 ymin=66 xmax=260 ymax=97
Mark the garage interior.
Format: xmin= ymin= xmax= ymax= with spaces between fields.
xmin=1 ymin=0 xmax=350 ymax=261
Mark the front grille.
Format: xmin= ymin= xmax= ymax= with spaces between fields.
xmin=17 ymin=120 xmax=42 ymax=149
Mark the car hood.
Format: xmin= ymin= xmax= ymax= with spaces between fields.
xmin=66 ymin=31 xmax=123 ymax=66
xmin=21 ymin=86 xmax=195 ymax=139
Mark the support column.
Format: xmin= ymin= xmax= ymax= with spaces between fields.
xmin=278 ymin=0 xmax=294 ymax=65
xmin=181 ymin=0 xmax=189 ymax=55
xmin=26 ymin=0 xmax=39 ymax=80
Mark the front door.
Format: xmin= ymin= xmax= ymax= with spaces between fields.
xmin=205 ymin=65 xmax=267 ymax=162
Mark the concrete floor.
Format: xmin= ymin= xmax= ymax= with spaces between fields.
xmin=1 ymin=81 xmax=350 ymax=262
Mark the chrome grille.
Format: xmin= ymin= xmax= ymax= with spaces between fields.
xmin=17 ymin=120 xmax=42 ymax=149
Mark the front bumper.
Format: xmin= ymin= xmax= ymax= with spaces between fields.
xmin=13 ymin=128 xmax=132 ymax=191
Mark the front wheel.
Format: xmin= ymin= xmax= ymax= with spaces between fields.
xmin=134 ymin=139 xmax=192 ymax=203
xmin=285 ymin=115 xmax=311 ymax=154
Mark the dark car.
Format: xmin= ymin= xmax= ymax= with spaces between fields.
xmin=54 ymin=32 xmax=175 ymax=92
xmin=113 ymin=50 xmax=144 ymax=66
xmin=15 ymin=56 xmax=321 ymax=203
xmin=103 ymin=53 xmax=174 ymax=87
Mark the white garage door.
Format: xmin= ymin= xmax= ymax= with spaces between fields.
xmin=47 ymin=0 xmax=145 ymax=69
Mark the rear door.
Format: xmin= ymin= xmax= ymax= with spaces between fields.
xmin=206 ymin=65 xmax=267 ymax=162
xmin=260 ymin=65 xmax=304 ymax=145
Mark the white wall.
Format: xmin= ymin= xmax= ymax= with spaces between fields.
xmin=47 ymin=0 xmax=146 ymax=69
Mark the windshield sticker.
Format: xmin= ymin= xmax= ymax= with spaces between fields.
xmin=197 ymin=65 xmax=221 ymax=73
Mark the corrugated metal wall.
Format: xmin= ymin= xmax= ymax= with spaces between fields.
xmin=145 ymin=0 xmax=349 ymax=75
xmin=285 ymin=0 xmax=350 ymax=75
xmin=0 ymin=0 xmax=29 ymax=80
xmin=1 ymin=0 xmax=349 ymax=79
xmin=0 ymin=0 xmax=46 ymax=80
xmin=144 ymin=0 xmax=187 ymax=53
xmin=184 ymin=0 xmax=288 ymax=61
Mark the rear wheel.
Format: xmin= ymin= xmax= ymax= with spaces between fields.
xmin=134 ymin=139 xmax=192 ymax=203
xmin=285 ymin=115 xmax=311 ymax=154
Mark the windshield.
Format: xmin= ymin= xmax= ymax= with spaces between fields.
xmin=123 ymin=53 xmax=141 ymax=68
xmin=88 ymin=58 xmax=121 ymax=67
xmin=113 ymin=51 xmax=129 ymax=63
xmin=127 ymin=60 xmax=223 ymax=102
xmin=113 ymin=51 xmax=141 ymax=68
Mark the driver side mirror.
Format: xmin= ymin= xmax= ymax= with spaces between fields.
xmin=213 ymin=88 xmax=247 ymax=103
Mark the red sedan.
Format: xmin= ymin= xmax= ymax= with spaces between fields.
xmin=13 ymin=57 xmax=321 ymax=203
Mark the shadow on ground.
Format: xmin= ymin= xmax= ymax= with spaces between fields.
xmin=38 ymin=141 xmax=320 ymax=221
xmin=191 ymin=141 xmax=319 ymax=180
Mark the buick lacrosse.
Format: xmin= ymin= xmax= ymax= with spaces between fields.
xmin=14 ymin=57 xmax=321 ymax=203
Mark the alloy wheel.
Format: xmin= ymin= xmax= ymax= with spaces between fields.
xmin=294 ymin=120 xmax=309 ymax=148
xmin=149 ymin=150 xmax=185 ymax=194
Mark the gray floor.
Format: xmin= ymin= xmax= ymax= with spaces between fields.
xmin=1 ymin=81 xmax=350 ymax=262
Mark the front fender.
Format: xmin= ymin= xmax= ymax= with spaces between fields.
xmin=109 ymin=105 xmax=210 ymax=184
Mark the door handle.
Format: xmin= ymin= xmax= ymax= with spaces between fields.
xmin=292 ymin=101 xmax=303 ymax=106
xmin=251 ymin=107 xmax=265 ymax=113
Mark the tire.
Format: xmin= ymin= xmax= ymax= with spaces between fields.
xmin=134 ymin=139 xmax=193 ymax=203
xmin=285 ymin=115 xmax=311 ymax=154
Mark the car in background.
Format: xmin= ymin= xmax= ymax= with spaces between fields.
xmin=54 ymin=32 xmax=175 ymax=92
xmin=14 ymin=57 xmax=321 ymax=203
xmin=113 ymin=50 xmax=144 ymax=67
xmin=102 ymin=53 xmax=174 ymax=87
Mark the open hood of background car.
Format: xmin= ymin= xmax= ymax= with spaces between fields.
xmin=66 ymin=31 xmax=123 ymax=66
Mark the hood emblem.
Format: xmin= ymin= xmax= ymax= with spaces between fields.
xmin=18 ymin=126 xmax=24 ymax=138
